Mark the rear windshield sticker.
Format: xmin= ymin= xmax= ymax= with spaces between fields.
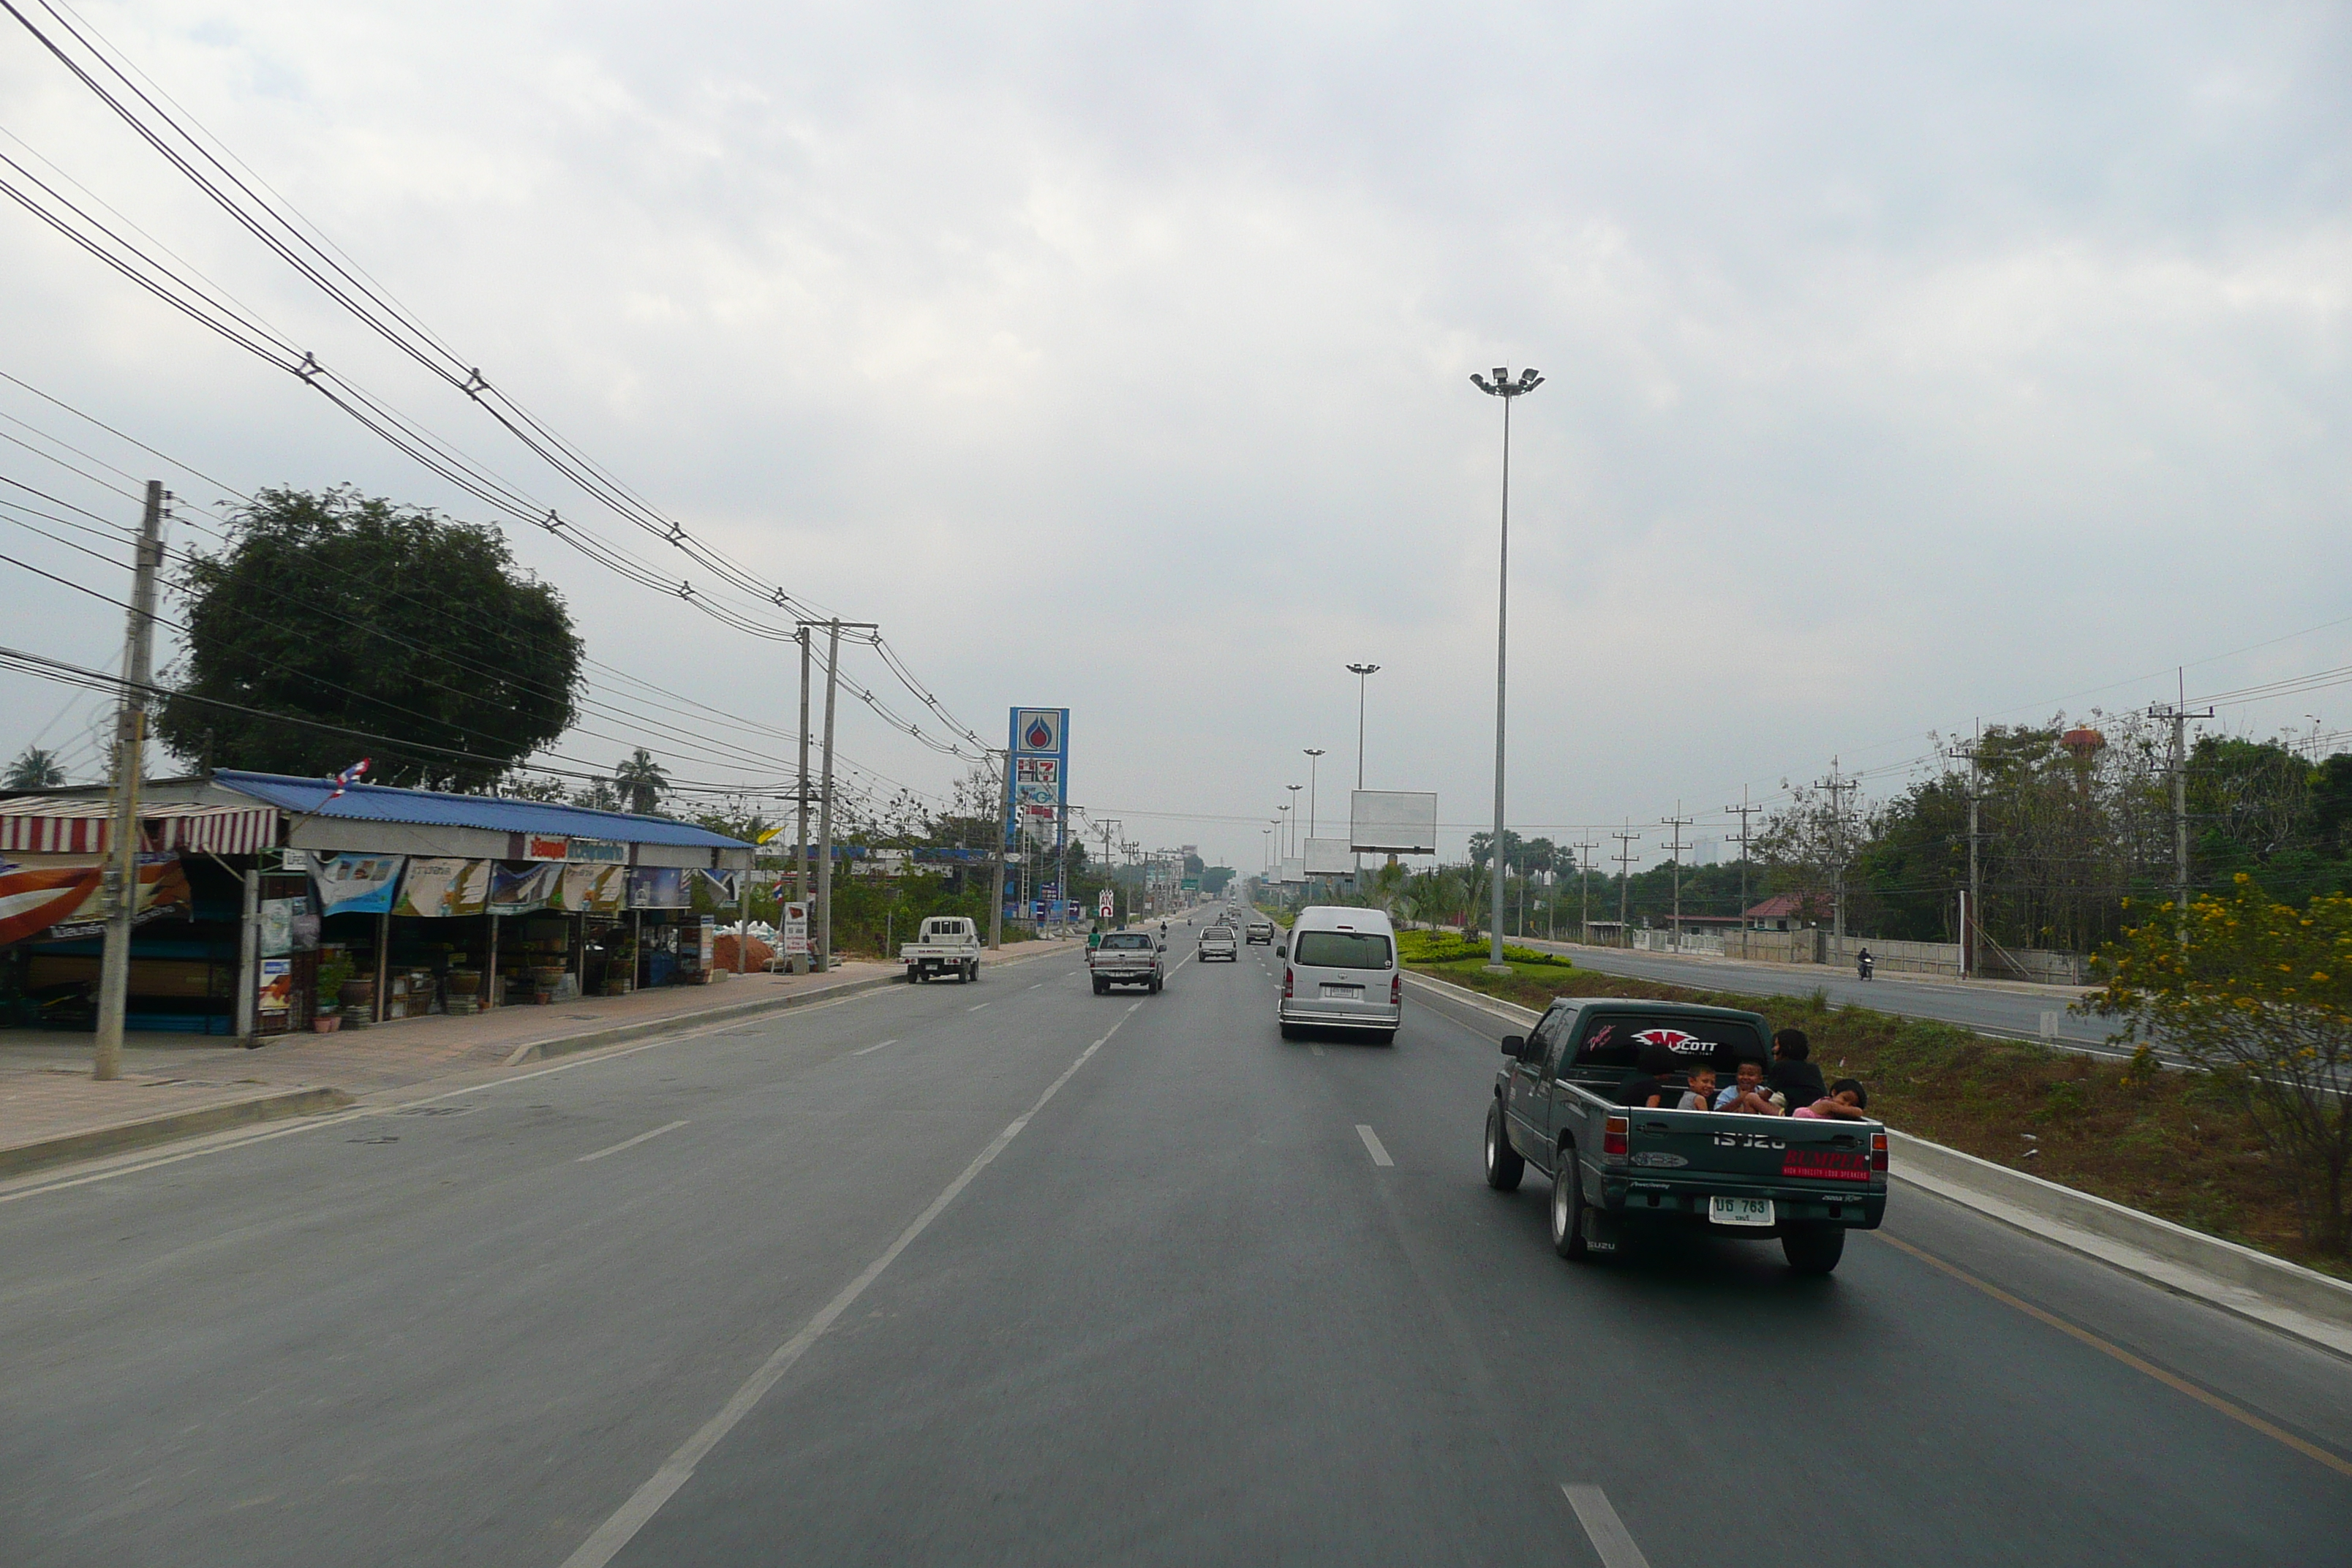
xmin=1632 ymin=1026 xmax=1714 ymax=1055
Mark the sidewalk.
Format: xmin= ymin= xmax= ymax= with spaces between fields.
xmin=0 ymin=939 xmax=1079 ymax=1180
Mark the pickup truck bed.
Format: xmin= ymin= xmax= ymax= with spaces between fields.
xmin=1485 ymin=998 xmax=1885 ymax=1274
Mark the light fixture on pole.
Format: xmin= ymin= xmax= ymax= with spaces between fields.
xmin=1303 ymin=750 xmax=1324 ymax=841
xmin=1285 ymin=785 xmax=1302 ymax=859
xmin=1346 ymin=663 xmax=1379 ymax=877
xmin=1469 ymin=363 xmax=1542 ymax=971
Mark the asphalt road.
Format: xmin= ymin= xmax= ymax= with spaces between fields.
xmin=1 ymin=931 xmax=2345 ymax=1566
xmin=1508 ymin=937 xmax=2125 ymax=1054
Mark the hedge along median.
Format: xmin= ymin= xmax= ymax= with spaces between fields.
xmin=1403 ymin=943 xmax=2344 ymax=1283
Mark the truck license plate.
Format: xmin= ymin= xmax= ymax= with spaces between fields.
xmin=1319 ymin=984 xmax=1363 ymax=1000
xmin=1709 ymin=1196 xmax=1775 ymax=1228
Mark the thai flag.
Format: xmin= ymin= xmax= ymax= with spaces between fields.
xmin=327 ymin=758 xmax=370 ymax=800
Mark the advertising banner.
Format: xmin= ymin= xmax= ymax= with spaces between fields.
xmin=567 ymin=837 xmax=628 ymax=864
xmin=257 ymin=957 xmax=292 ymax=1019
xmin=1301 ymin=837 xmax=1354 ymax=877
xmin=627 ymin=867 xmax=690 ymax=909
xmin=394 ymin=858 xmax=491 ymax=919
xmin=696 ymin=868 xmax=739 ymax=905
xmin=488 ymin=861 xmax=562 ymax=916
xmin=0 ymin=854 xmax=190 ymax=947
xmin=521 ymin=834 xmax=570 ymax=862
xmin=781 ymin=900 xmax=810 ymax=957
xmin=557 ymin=862 xmax=626 ymax=913
xmin=308 ymin=853 xmax=406 ymax=917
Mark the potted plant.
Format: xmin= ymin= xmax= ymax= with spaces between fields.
xmin=313 ymin=951 xmax=353 ymax=1033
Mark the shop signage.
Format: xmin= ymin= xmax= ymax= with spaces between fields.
xmin=257 ymin=957 xmax=292 ymax=1017
xmin=395 ymin=858 xmax=491 ymax=919
xmin=522 ymin=834 xmax=569 ymax=862
xmin=489 ymin=861 xmax=562 ymax=916
xmin=627 ymin=866 xmax=690 ymax=909
xmin=782 ymin=900 xmax=810 ymax=957
xmin=558 ymin=862 xmax=625 ymax=913
xmin=309 ymin=853 xmax=406 ymax=916
xmin=568 ymin=838 xmax=628 ymax=864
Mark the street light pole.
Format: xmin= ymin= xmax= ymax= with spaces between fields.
xmin=1470 ymin=364 xmax=1543 ymax=972
xmin=1346 ymin=663 xmax=1379 ymax=881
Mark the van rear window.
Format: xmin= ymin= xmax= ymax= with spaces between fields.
xmin=1573 ymin=1014 xmax=1764 ymax=1073
xmin=1292 ymin=931 xmax=1393 ymax=970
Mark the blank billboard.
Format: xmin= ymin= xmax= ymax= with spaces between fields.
xmin=1278 ymin=856 xmax=1305 ymax=885
xmin=1302 ymin=837 xmax=1354 ymax=876
xmin=1350 ymin=790 xmax=1438 ymax=854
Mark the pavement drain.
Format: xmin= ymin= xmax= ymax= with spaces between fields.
xmin=393 ymin=1106 xmax=473 ymax=1117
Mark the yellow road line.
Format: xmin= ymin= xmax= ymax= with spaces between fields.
xmin=1876 ymin=1232 xmax=2352 ymax=1480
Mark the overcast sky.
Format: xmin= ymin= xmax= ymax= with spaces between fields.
xmin=3 ymin=1 xmax=2346 ymax=873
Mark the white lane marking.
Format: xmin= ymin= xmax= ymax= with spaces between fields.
xmin=558 ymin=1009 xmax=1138 ymax=1568
xmin=1355 ymin=1124 xmax=1394 ymax=1167
xmin=1561 ymin=1485 xmax=1652 ymax=1568
xmin=1310 ymin=1043 xmax=1326 ymax=1058
xmin=967 ymin=1002 xmax=991 ymax=1012
xmin=851 ymin=1039 xmax=898 ymax=1056
xmin=576 ymin=1120 xmax=690 ymax=1164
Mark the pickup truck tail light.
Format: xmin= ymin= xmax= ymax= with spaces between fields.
xmin=1871 ymin=1131 xmax=1888 ymax=1172
xmin=1602 ymin=1114 xmax=1629 ymax=1161
xmin=1390 ymin=973 xmax=1402 ymax=1006
xmin=1282 ymin=968 xmax=1294 ymax=1000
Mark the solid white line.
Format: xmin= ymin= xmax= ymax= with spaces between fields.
xmin=851 ymin=1039 xmax=898 ymax=1056
xmin=576 ymin=1120 xmax=690 ymax=1164
xmin=1355 ymin=1124 xmax=1394 ymax=1167
xmin=557 ymin=1011 xmax=1137 ymax=1568
xmin=1561 ymin=1485 xmax=1652 ymax=1568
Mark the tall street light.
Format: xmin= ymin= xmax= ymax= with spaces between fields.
xmin=1346 ymin=663 xmax=1379 ymax=879
xmin=1286 ymin=785 xmax=1303 ymax=859
xmin=1303 ymin=750 xmax=1324 ymax=841
xmin=1470 ymin=363 xmax=1543 ymax=971
xmin=1276 ymin=806 xmax=1290 ymax=862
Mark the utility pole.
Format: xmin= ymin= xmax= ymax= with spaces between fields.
xmin=794 ymin=628 xmax=813 ymax=970
xmin=1724 ymin=786 xmax=1760 ymax=932
xmin=1611 ymin=821 xmax=1641 ymax=944
xmin=2152 ymin=686 xmax=2213 ymax=924
xmin=93 ymin=481 xmax=165 ymax=1081
xmin=988 ymin=750 xmax=1009 ymax=949
xmin=1572 ymin=838 xmax=1599 ymax=943
xmin=798 ymin=619 xmax=876 ymax=970
xmin=1944 ymin=736 xmax=1983 ymax=979
xmin=1816 ymin=761 xmax=1858 ymax=943
xmin=1661 ymin=802 xmax=1692 ymax=951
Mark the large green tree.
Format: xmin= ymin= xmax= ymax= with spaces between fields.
xmin=156 ymin=487 xmax=583 ymax=791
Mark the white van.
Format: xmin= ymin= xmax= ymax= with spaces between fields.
xmin=1276 ymin=906 xmax=1401 ymax=1044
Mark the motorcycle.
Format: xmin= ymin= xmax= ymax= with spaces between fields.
xmin=1856 ymin=952 xmax=1875 ymax=981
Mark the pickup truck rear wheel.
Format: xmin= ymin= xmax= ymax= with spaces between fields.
xmin=1092 ymin=977 xmax=1108 ymax=995
xmin=1550 ymin=1160 xmax=1590 ymax=1260
xmin=1483 ymin=1101 xmax=1523 ymax=1191
xmin=1782 ymin=1224 xmax=1846 ymax=1275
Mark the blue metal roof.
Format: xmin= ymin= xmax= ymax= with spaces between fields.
xmin=212 ymin=771 xmax=753 ymax=849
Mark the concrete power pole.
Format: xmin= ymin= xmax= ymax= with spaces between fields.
xmin=989 ymin=749 xmax=1010 ymax=950
xmin=795 ymin=628 xmax=812 ymax=911
xmin=94 ymin=481 xmax=166 ymax=1081
xmin=1815 ymin=762 xmax=1858 ymax=943
xmin=1944 ymin=737 xmax=1983 ymax=979
xmin=1571 ymin=838 xmax=1599 ymax=943
xmin=2152 ymin=693 xmax=2213 ymax=923
xmin=1724 ymin=787 xmax=1760 ymax=933
xmin=1660 ymin=802 xmax=1692 ymax=951
xmin=814 ymin=622 xmax=842 ymax=970
xmin=1610 ymin=821 xmax=1641 ymax=946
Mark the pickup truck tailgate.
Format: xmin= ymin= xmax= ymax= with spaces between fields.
xmin=1626 ymin=1109 xmax=1877 ymax=1189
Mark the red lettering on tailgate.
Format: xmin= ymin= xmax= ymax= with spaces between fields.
xmin=1782 ymin=1149 xmax=1870 ymax=1182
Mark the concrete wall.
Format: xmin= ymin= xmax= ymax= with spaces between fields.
xmin=1719 ymin=927 xmax=2085 ymax=984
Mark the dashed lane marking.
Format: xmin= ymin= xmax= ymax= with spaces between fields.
xmin=576 ymin=1120 xmax=690 ymax=1164
xmin=1561 ymin=1485 xmax=1651 ymax=1568
xmin=851 ymin=1039 xmax=897 ymax=1056
xmin=1355 ymin=1124 xmax=1393 ymax=1167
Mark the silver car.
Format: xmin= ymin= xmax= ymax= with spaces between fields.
xmin=1199 ymin=925 xmax=1239 ymax=962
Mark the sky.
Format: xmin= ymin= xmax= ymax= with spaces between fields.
xmin=2 ymin=0 xmax=2346 ymax=876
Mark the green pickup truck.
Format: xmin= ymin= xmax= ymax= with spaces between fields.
xmin=1483 ymin=998 xmax=1886 ymax=1274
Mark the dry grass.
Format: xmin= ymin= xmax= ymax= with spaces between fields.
xmin=1411 ymin=954 xmax=2341 ymax=1280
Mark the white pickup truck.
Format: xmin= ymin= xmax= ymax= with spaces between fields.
xmin=901 ymin=916 xmax=982 ymax=984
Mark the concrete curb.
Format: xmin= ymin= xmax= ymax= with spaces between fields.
xmin=0 ymin=1086 xmax=355 ymax=1181
xmin=501 ymin=939 xmax=1085 ymax=1066
xmin=1401 ymin=964 xmax=2352 ymax=1359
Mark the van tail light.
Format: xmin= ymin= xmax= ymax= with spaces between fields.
xmin=1282 ymin=968 xmax=1294 ymax=1000
xmin=1390 ymin=973 xmax=1402 ymax=1006
xmin=1602 ymin=1115 xmax=1629 ymax=1161
xmin=1871 ymin=1131 xmax=1888 ymax=1173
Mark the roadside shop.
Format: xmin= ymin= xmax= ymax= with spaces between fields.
xmin=0 ymin=771 xmax=753 ymax=1042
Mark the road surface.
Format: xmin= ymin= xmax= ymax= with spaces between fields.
xmin=1 ymin=935 xmax=2344 ymax=1566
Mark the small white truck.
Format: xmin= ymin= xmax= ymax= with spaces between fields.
xmin=901 ymin=916 xmax=982 ymax=984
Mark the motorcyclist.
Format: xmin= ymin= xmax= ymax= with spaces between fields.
xmin=1856 ymin=946 xmax=1875 ymax=980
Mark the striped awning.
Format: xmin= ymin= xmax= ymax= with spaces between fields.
xmin=0 ymin=799 xmax=279 ymax=856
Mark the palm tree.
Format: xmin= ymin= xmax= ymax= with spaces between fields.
xmin=611 ymin=749 xmax=668 ymax=815
xmin=4 ymin=747 xmax=65 ymax=790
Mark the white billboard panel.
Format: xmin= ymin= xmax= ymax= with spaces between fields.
xmin=1278 ymin=856 xmax=1305 ymax=885
xmin=1350 ymin=790 xmax=1439 ymax=854
xmin=1302 ymin=837 xmax=1353 ymax=876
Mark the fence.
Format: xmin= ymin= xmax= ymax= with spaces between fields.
xmin=1715 ymin=929 xmax=2086 ymax=986
xmin=1631 ymin=929 xmax=1725 ymax=956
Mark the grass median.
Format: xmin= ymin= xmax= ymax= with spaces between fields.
xmin=1398 ymin=931 xmax=2341 ymax=1281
